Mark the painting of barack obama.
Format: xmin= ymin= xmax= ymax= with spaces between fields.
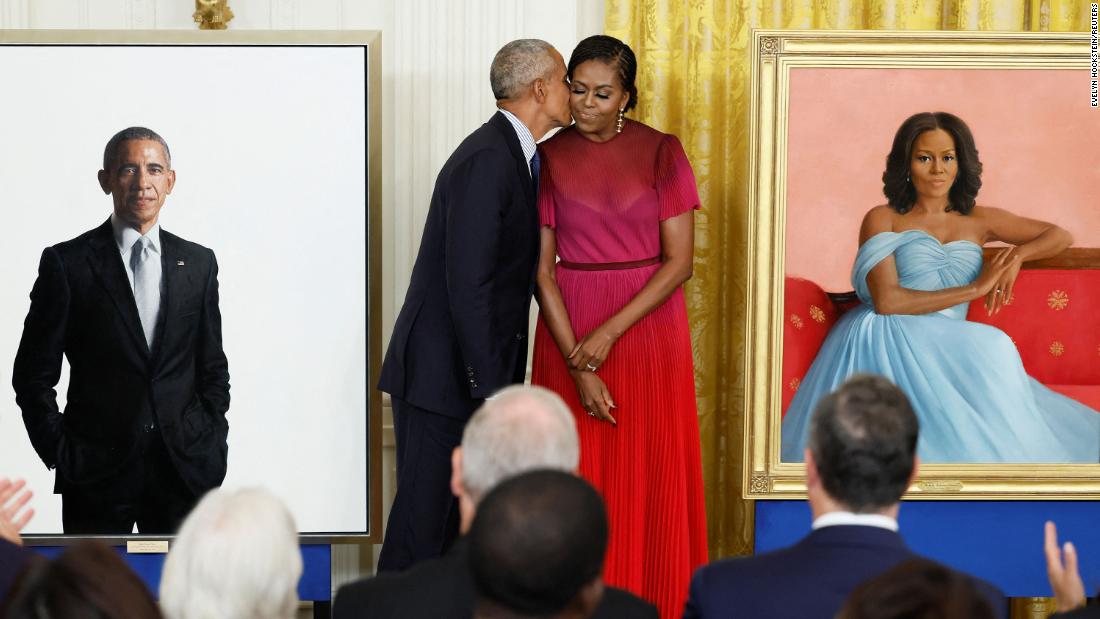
xmin=12 ymin=127 xmax=230 ymax=534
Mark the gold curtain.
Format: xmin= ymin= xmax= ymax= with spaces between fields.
xmin=604 ymin=0 xmax=1092 ymax=559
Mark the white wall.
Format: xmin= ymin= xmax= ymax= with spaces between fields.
xmin=0 ymin=0 xmax=605 ymax=583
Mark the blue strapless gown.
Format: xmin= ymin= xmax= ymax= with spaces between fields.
xmin=781 ymin=230 xmax=1100 ymax=463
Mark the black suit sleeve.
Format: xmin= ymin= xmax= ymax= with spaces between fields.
xmin=12 ymin=248 xmax=68 ymax=468
xmin=196 ymin=250 xmax=230 ymax=417
xmin=443 ymin=148 xmax=517 ymax=399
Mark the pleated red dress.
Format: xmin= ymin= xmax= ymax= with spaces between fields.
xmin=531 ymin=119 xmax=708 ymax=618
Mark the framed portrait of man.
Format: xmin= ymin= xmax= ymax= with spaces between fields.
xmin=742 ymin=30 xmax=1100 ymax=500
xmin=0 ymin=30 xmax=382 ymax=540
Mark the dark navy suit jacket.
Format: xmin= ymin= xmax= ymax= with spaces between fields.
xmin=333 ymin=538 xmax=657 ymax=619
xmin=378 ymin=112 xmax=539 ymax=419
xmin=683 ymin=525 xmax=1006 ymax=619
xmin=13 ymin=221 xmax=230 ymax=496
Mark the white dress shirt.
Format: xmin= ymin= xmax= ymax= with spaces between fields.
xmin=812 ymin=511 xmax=899 ymax=532
xmin=497 ymin=107 xmax=537 ymax=177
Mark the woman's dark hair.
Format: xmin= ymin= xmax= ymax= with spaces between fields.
xmin=838 ymin=559 xmax=996 ymax=619
xmin=882 ymin=111 xmax=982 ymax=214
xmin=4 ymin=541 xmax=163 ymax=619
xmin=566 ymin=34 xmax=638 ymax=112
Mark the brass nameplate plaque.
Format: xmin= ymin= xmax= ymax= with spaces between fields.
xmin=127 ymin=540 xmax=169 ymax=554
xmin=916 ymin=480 xmax=964 ymax=492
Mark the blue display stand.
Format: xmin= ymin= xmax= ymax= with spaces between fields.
xmin=31 ymin=544 xmax=332 ymax=615
xmin=756 ymin=501 xmax=1100 ymax=597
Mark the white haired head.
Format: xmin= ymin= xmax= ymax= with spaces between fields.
xmin=160 ymin=487 xmax=302 ymax=619
xmin=459 ymin=385 xmax=579 ymax=504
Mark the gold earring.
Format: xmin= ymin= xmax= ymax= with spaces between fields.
xmin=616 ymin=109 xmax=625 ymax=134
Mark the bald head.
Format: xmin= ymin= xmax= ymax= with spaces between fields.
xmin=460 ymin=386 xmax=579 ymax=504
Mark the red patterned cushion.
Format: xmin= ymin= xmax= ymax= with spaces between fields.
xmin=782 ymin=277 xmax=840 ymax=416
xmin=966 ymin=269 xmax=1100 ymax=385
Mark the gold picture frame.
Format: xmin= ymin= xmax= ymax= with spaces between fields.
xmin=743 ymin=30 xmax=1099 ymax=500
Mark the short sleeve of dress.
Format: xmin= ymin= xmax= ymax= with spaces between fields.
xmin=655 ymin=134 xmax=702 ymax=221
xmin=537 ymin=149 xmax=555 ymax=229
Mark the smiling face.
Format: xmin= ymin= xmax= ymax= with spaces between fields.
xmin=98 ymin=139 xmax=176 ymax=235
xmin=909 ymin=128 xmax=957 ymax=202
xmin=568 ymin=59 xmax=630 ymax=142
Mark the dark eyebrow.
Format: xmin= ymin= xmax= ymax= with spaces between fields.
xmin=570 ymin=79 xmax=614 ymax=89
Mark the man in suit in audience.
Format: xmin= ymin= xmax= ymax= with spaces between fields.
xmin=13 ymin=127 xmax=230 ymax=535
xmin=684 ymin=374 xmax=1006 ymax=619
xmin=375 ymin=38 xmax=572 ymax=572
xmin=468 ymin=470 xmax=608 ymax=619
xmin=333 ymin=386 xmax=656 ymax=619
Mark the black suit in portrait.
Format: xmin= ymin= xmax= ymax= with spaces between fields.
xmin=13 ymin=219 xmax=230 ymax=534
xmin=333 ymin=539 xmax=657 ymax=619
xmin=376 ymin=111 xmax=540 ymax=570
xmin=683 ymin=525 xmax=1007 ymax=619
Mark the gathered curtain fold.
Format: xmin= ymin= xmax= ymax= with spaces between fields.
xmin=604 ymin=0 xmax=1093 ymax=559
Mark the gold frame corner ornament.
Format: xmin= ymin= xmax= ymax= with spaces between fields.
xmin=194 ymin=0 xmax=235 ymax=30
xmin=742 ymin=30 xmax=1099 ymax=502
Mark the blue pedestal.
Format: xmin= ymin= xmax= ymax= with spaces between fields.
xmin=756 ymin=501 xmax=1100 ymax=597
xmin=31 ymin=543 xmax=332 ymax=601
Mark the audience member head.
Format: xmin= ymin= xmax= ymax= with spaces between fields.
xmin=468 ymin=470 xmax=607 ymax=619
xmin=4 ymin=540 xmax=162 ymax=619
xmin=806 ymin=374 xmax=920 ymax=516
xmin=159 ymin=487 xmax=302 ymax=619
xmin=452 ymin=385 xmax=579 ymax=532
xmin=838 ymin=558 xmax=995 ymax=619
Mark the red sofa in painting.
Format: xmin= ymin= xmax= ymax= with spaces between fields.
xmin=782 ymin=250 xmax=1100 ymax=416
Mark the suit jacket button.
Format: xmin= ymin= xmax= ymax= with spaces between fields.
xmin=515 ymin=333 xmax=524 ymax=340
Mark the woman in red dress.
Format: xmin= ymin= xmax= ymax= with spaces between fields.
xmin=532 ymin=35 xmax=708 ymax=618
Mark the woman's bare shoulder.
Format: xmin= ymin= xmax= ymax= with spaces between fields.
xmin=860 ymin=205 xmax=896 ymax=243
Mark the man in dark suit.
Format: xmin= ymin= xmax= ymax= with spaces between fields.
xmin=376 ymin=38 xmax=572 ymax=571
xmin=468 ymin=470 xmax=613 ymax=619
xmin=333 ymin=386 xmax=656 ymax=619
xmin=13 ymin=127 xmax=230 ymax=534
xmin=684 ymin=374 xmax=1006 ymax=619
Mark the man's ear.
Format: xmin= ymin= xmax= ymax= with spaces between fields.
xmin=804 ymin=449 xmax=820 ymax=490
xmin=907 ymin=455 xmax=921 ymax=488
xmin=97 ymin=169 xmax=111 ymax=195
xmin=566 ymin=578 xmax=604 ymax=619
xmin=450 ymin=446 xmax=465 ymax=499
xmin=165 ymin=169 xmax=177 ymax=195
xmin=532 ymin=77 xmax=546 ymax=103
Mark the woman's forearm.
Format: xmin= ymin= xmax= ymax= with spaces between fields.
xmin=600 ymin=257 xmax=692 ymax=337
xmin=535 ymin=270 xmax=580 ymax=359
xmin=1014 ymin=226 xmax=1073 ymax=262
xmin=871 ymin=283 xmax=980 ymax=316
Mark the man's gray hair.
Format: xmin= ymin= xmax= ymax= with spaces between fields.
xmin=159 ymin=487 xmax=302 ymax=619
xmin=490 ymin=39 xmax=558 ymax=101
xmin=462 ymin=385 xmax=579 ymax=503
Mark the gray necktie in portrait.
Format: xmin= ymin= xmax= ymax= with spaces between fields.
xmin=131 ymin=236 xmax=160 ymax=350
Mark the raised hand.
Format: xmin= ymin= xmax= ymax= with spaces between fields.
xmin=1044 ymin=521 xmax=1087 ymax=613
xmin=0 ymin=478 xmax=35 ymax=546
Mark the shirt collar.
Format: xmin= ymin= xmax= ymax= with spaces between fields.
xmin=812 ymin=511 xmax=899 ymax=532
xmin=497 ymin=108 xmax=537 ymax=166
xmin=111 ymin=213 xmax=161 ymax=255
